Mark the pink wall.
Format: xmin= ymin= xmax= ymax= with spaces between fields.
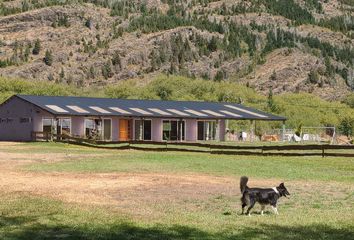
xmin=185 ymin=119 xmax=197 ymax=141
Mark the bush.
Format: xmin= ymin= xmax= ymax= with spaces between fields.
xmin=44 ymin=50 xmax=53 ymax=66
xmin=32 ymin=39 xmax=41 ymax=55
xmin=338 ymin=116 xmax=354 ymax=137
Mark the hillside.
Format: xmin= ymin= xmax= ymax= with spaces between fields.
xmin=0 ymin=0 xmax=353 ymax=100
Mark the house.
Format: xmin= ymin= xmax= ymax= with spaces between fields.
xmin=0 ymin=95 xmax=286 ymax=142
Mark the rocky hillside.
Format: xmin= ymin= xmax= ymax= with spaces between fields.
xmin=0 ymin=0 xmax=353 ymax=100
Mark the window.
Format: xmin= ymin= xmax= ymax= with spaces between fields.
xmin=57 ymin=118 xmax=71 ymax=136
xmin=197 ymin=121 xmax=217 ymax=141
xmin=134 ymin=120 xmax=151 ymax=140
xmin=163 ymin=120 xmax=185 ymax=141
xmin=103 ymin=119 xmax=112 ymax=141
xmin=19 ymin=118 xmax=31 ymax=123
xmin=85 ymin=119 xmax=102 ymax=140
xmin=43 ymin=118 xmax=54 ymax=133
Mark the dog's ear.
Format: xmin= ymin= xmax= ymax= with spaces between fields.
xmin=279 ymin=182 xmax=285 ymax=187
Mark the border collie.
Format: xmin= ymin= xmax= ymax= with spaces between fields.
xmin=240 ymin=176 xmax=290 ymax=216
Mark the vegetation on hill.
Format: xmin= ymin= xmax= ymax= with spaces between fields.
xmin=0 ymin=0 xmax=353 ymax=100
xmin=1 ymin=75 xmax=353 ymax=136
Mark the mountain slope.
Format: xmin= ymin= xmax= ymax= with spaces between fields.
xmin=0 ymin=0 xmax=353 ymax=100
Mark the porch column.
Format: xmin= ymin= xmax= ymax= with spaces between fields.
xmin=250 ymin=120 xmax=255 ymax=142
xmin=218 ymin=119 xmax=226 ymax=141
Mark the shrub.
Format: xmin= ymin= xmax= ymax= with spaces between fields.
xmin=32 ymin=39 xmax=41 ymax=55
xmin=43 ymin=50 xmax=53 ymax=66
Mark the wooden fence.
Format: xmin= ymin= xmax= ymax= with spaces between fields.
xmin=31 ymin=132 xmax=354 ymax=158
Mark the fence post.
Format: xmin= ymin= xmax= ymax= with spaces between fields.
xmin=322 ymin=145 xmax=325 ymax=158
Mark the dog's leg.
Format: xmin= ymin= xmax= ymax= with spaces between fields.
xmin=260 ymin=205 xmax=265 ymax=216
xmin=241 ymin=203 xmax=247 ymax=215
xmin=271 ymin=205 xmax=279 ymax=215
xmin=245 ymin=199 xmax=255 ymax=216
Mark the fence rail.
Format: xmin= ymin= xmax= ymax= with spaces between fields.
xmin=31 ymin=132 xmax=354 ymax=158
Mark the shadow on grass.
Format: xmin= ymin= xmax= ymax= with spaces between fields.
xmin=1 ymin=215 xmax=353 ymax=240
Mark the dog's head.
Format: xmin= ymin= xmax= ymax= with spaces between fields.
xmin=278 ymin=183 xmax=290 ymax=197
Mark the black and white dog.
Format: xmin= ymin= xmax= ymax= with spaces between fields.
xmin=240 ymin=176 xmax=290 ymax=216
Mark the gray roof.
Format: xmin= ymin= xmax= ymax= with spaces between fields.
xmin=15 ymin=94 xmax=286 ymax=121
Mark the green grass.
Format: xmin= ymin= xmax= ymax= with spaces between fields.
xmin=0 ymin=142 xmax=353 ymax=239
xmin=22 ymin=143 xmax=354 ymax=182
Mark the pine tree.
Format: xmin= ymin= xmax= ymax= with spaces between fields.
xmin=267 ymin=88 xmax=277 ymax=112
xmin=59 ymin=68 xmax=65 ymax=79
xmin=102 ymin=61 xmax=113 ymax=79
xmin=308 ymin=69 xmax=319 ymax=84
xmin=112 ymin=51 xmax=122 ymax=68
xmin=32 ymin=39 xmax=41 ymax=55
xmin=270 ymin=70 xmax=277 ymax=81
xmin=214 ymin=69 xmax=224 ymax=81
xmin=44 ymin=50 xmax=53 ymax=66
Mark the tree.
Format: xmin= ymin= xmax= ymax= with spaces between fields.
xmin=43 ymin=50 xmax=53 ymax=66
xmin=32 ymin=39 xmax=41 ymax=55
xmin=207 ymin=36 xmax=218 ymax=52
xmin=85 ymin=18 xmax=93 ymax=29
xmin=214 ymin=69 xmax=225 ymax=81
xmin=308 ymin=69 xmax=319 ymax=84
xmin=24 ymin=44 xmax=31 ymax=62
xmin=102 ymin=61 xmax=113 ymax=79
xmin=342 ymin=94 xmax=354 ymax=108
xmin=155 ymin=85 xmax=172 ymax=100
xmin=112 ymin=51 xmax=122 ymax=68
xmin=267 ymin=88 xmax=277 ymax=112
xmin=338 ymin=116 xmax=354 ymax=137
xmin=59 ymin=68 xmax=65 ymax=80
xmin=89 ymin=66 xmax=95 ymax=79
xmin=270 ymin=70 xmax=277 ymax=81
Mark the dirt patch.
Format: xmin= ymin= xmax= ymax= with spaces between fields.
xmin=0 ymin=148 xmax=352 ymax=220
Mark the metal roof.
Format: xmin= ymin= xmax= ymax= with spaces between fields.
xmin=14 ymin=94 xmax=286 ymax=121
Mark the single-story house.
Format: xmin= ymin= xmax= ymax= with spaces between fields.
xmin=0 ymin=94 xmax=286 ymax=142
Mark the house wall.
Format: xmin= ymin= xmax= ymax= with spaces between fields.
xmin=0 ymin=97 xmax=53 ymax=141
xmin=185 ymin=119 xmax=197 ymax=141
xmin=0 ymin=96 xmax=227 ymax=142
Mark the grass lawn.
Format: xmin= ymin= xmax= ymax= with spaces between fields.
xmin=0 ymin=142 xmax=353 ymax=240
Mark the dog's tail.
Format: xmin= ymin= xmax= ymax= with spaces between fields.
xmin=240 ymin=176 xmax=249 ymax=194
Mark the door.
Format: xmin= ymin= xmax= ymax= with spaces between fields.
xmin=134 ymin=120 xmax=152 ymax=141
xmin=119 ymin=119 xmax=130 ymax=141
xmin=143 ymin=120 xmax=151 ymax=140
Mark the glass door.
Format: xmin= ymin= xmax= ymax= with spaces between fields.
xmin=103 ymin=119 xmax=112 ymax=141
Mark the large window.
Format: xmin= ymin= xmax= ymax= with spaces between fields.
xmin=42 ymin=118 xmax=54 ymax=134
xmin=57 ymin=118 xmax=71 ymax=136
xmin=85 ymin=119 xmax=102 ymax=140
xmin=197 ymin=121 xmax=217 ymax=141
xmin=103 ymin=119 xmax=112 ymax=141
xmin=163 ymin=120 xmax=185 ymax=141
xmin=134 ymin=120 xmax=151 ymax=140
